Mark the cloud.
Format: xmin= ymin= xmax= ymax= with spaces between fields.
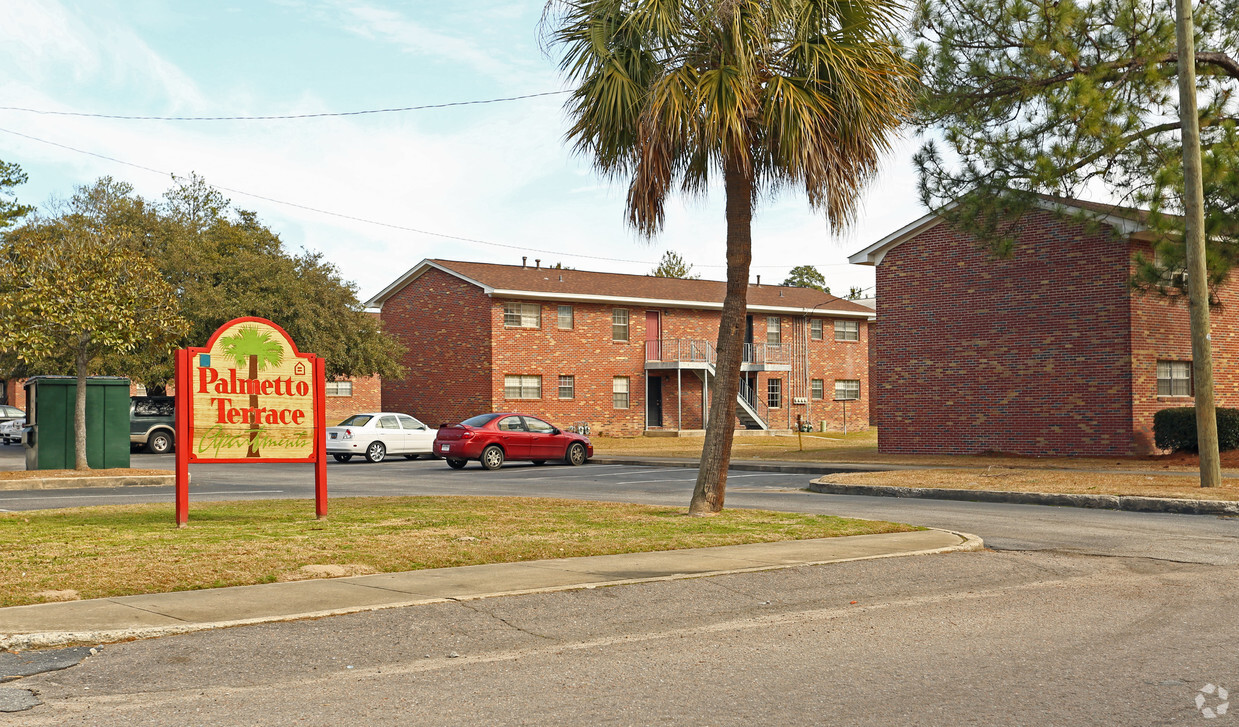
xmin=0 ymin=1 xmax=924 ymax=305
xmin=314 ymin=0 xmax=540 ymax=80
xmin=0 ymin=0 xmax=205 ymax=109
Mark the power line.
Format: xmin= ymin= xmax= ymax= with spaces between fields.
xmin=0 ymin=90 xmax=572 ymax=122
xmin=0 ymin=125 xmax=870 ymax=272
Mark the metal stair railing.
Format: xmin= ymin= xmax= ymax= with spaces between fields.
xmin=645 ymin=339 xmax=716 ymax=365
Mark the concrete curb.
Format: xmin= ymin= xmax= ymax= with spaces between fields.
xmin=0 ymin=528 xmax=982 ymax=650
xmin=590 ymin=456 xmax=901 ymax=475
xmin=808 ymin=481 xmax=1239 ymax=516
xmin=0 ymin=474 xmax=176 ymax=491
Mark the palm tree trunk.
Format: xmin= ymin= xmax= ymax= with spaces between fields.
xmin=689 ymin=155 xmax=753 ymax=515
xmin=74 ymin=336 xmax=90 ymax=471
xmin=246 ymin=354 xmax=260 ymax=457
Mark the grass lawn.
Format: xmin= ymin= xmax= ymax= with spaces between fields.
xmin=593 ymin=430 xmax=1239 ymax=474
xmin=0 ymin=496 xmax=917 ymax=608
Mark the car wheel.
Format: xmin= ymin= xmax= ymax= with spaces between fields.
xmin=332 ymin=454 xmax=352 ymax=463
xmin=365 ymin=441 xmax=386 ymax=463
xmin=480 ymin=445 xmax=505 ymax=470
xmin=446 ymin=458 xmax=467 ymax=469
xmin=147 ymin=430 xmax=174 ymax=454
xmin=565 ymin=442 xmax=587 ymax=466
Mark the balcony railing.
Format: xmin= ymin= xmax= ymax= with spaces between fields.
xmin=645 ymin=339 xmax=715 ymax=365
xmin=645 ymin=339 xmax=791 ymax=367
xmin=741 ymin=343 xmax=790 ymax=366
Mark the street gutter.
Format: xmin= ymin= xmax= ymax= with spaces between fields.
xmin=808 ymin=480 xmax=1239 ymax=516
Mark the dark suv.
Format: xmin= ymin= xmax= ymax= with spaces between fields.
xmin=130 ymin=396 xmax=175 ymax=454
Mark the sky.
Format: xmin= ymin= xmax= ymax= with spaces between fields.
xmin=0 ymin=0 xmax=929 ymax=304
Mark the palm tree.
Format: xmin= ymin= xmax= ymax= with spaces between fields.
xmin=219 ymin=326 xmax=284 ymax=457
xmin=544 ymin=0 xmax=915 ymax=513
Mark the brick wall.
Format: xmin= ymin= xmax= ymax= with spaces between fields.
xmin=380 ymin=272 xmax=870 ymax=437
xmin=3 ymin=380 xmax=26 ymax=410
xmin=490 ymin=299 xmax=645 ymax=436
xmin=381 ymin=268 xmax=493 ymax=427
xmin=874 ymin=209 xmax=1136 ymax=455
xmin=324 ymin=375 xmax=381 ymax=425
xmin=1128 ymin=241 xmax=1239 ymax=452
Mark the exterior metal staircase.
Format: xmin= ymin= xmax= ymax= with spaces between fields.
xmin=691 ymin=363 xmax=769 ymax=430
xmin=646 ymin=338 xmax=771 ymax=430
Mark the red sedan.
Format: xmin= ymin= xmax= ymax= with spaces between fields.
xmin=434 ymin=413 xmax=593 ymax=470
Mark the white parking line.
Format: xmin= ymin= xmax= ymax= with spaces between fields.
xmin=614 ymin=472 xmax=787 ymax=485
xmin=589 ymin=468 xmax=682 ymax=477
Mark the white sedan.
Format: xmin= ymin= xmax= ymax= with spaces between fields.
xmin=325 ymin=412 xmax=436 ymax=463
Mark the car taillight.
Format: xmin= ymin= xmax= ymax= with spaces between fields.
xmin=460 ymin=429 xmax=475 ymax=439
xmin=341 ymin=429 xmax=354 ymax=440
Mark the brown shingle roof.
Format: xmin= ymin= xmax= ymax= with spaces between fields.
xmin=1033 ymin=194 xmax=1153 ymax=225
xmin=370 ymin=258 xmax=872 ymax=316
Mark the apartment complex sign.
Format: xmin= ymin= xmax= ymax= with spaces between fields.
xmin=174 ymin=317 xmax=327 ymax=525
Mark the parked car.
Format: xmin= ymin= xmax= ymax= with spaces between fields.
xmin=130 ymin=396 xmax=176 ymax=454
xmin=434 ymin=413 xmax=593 ymax=470
xmin=0 ymin=406 xmax=25 ymax=444
xmin=326 ymin=412 xmax=436 ymax=463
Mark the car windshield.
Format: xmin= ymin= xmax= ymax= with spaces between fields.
xmin=460 ymin=413 xmax=501 ymax=428
xmin=337 ymin=414 xmax=373 ymax=427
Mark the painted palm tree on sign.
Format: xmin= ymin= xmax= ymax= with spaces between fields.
xmin=545 ymin=0 xmax=915 ymax=514
xmin=219 ymin=326 xmax=284 ymax=457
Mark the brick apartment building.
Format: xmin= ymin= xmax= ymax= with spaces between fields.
xmin=366 ymin=259 xmax=874 ymax=436
xmin=849 ymin=196 xmax=1234 ymax=456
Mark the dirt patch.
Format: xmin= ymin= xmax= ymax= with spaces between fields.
xmin=32 ymin=590 xmax=80 ymax=602
xmin=278 ymin=564 xmax=380 ymax=582
xmin=825 ymin=468 xmax=1239 ymax=501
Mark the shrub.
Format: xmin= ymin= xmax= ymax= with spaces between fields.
xmin=1153 ymin=406 xmax=1239 ymax=452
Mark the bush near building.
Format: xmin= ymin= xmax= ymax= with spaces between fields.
xmin=1153 ymin=407 xmax=1239 ymax=453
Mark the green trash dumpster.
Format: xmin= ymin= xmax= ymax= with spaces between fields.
xmin=24 ymin=376 xmax=132 ymax=470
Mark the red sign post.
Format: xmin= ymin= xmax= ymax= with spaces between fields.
xmin=173 ymin=317 xmax=327 ymax=527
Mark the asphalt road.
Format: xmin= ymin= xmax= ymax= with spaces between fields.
xmin=3 ymin=448 xmax=1237 ymax=565
xmin=4 ymin=447 xmax=1239 ymax=723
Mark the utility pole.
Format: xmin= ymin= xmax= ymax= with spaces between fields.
xmin=1173 ymin=0 xmax=1221 ymax=487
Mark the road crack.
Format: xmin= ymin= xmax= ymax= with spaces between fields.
xmin=448 ymin=599 xmax=556 ymax=641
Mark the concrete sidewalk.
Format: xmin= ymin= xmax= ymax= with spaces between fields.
xmin=0 ymin=529 xmax=980 ymax=651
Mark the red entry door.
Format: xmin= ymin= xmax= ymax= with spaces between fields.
xmin=645 ymin=311 xmax=661 ymax=360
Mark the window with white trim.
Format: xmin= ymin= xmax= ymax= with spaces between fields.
xmin=612 ymin=309 xmax=629 ymax=341
xmin=811 ymin=379 xmax=824 ymax=400
xmin=835 ymin=379 xmax=860 ymax=400
xmin=325 ymin=381 xmax=353 ymax=397
xmin=834 ymin=319 xmax=859 ymax=341
xmin=503 ymin=302 xmax=541 ymax=328
xmin=613 ymin=376 xmax=630 ymax=408
xmin=503 ymin=375 xmax=542 ymax=399
xmin=766 ymin=316 xmax=782 ymax=345
xmin=558 ymin=305 xmax=574 ymax=330
xmin=767 ymin=378 xmax=782 ymax=408
xmin=810 ymin=319 xmax=823 ymax=340
xmin=1157 ymin=361 xmax=1192 ymax=397
xmin=558 ymin=375 xmax=575 ymax=399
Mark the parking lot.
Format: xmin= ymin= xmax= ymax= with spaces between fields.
xmin=0 ymin=445 xmax=813 ymax=512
